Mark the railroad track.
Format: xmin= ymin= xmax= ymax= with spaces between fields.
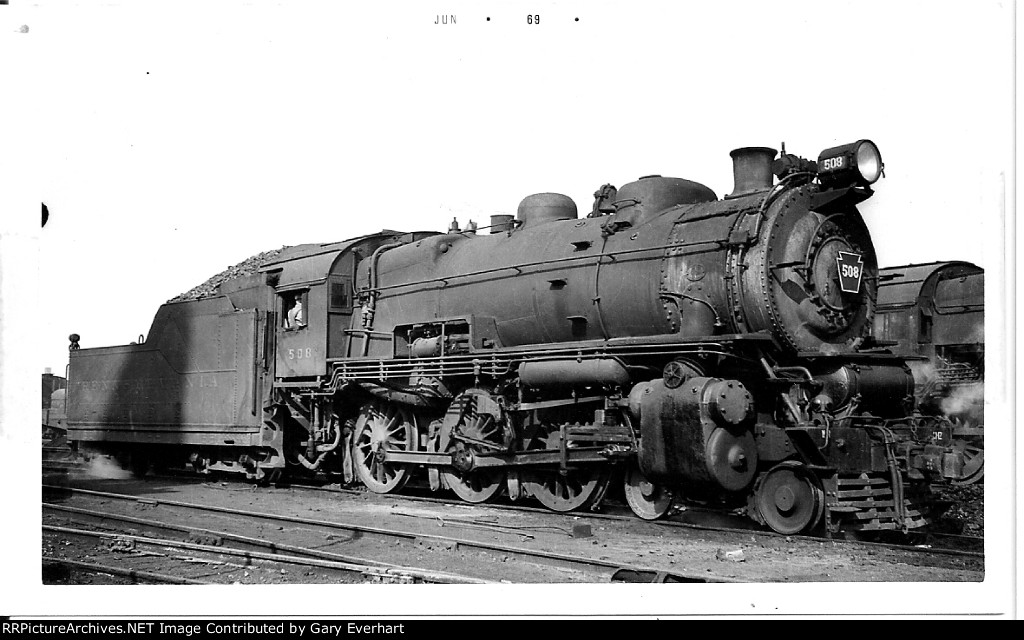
xmin=235 ymin=477 xmax=987 ymax=559
xmin=47 ymin=464 xmax=984 ymax=560
xmin=47 ymin=451 xmax=985 ymax=557
xmin=42 ymin=557 xmax=214 ymax=585
xmin=42 ymin=484 xmax=747 ymax=584
xmin=42 ymin=521 xmax=453 ymax=584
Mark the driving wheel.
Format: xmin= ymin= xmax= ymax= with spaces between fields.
xmin=438 ymin=390 xmax=508 ymax=503
xmin=352 ymin=401 xmax=416 ymax=493
xmin=520 ymin=429 xmax=609 ymax=512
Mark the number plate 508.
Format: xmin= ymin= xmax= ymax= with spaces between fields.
xmin=821 ymin=156 xmax=845 ymax=171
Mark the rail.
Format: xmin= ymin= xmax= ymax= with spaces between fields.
xmin=43 ymin=484 xmax=750 ymax=583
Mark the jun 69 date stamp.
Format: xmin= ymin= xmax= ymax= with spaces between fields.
xmin=434 ymin=14 xmax=576 ymax=25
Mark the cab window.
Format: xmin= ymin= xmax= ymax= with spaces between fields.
xmin=283 ymin=291 xmax=308 ymax=330
xmin=329 ymin=278 xmax=352 ymax=311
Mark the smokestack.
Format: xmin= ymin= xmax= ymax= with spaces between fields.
xmin=729 ymin=147 xmax=777 ymax=197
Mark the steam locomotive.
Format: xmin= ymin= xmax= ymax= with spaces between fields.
xmin=875 ymin=261 xmax=984 ymax=484
xmin=64 ymin=140 xmax=971 ymax=535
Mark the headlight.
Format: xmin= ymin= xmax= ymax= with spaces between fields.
xmin=816 ymin=140 xmax=884 ymax=188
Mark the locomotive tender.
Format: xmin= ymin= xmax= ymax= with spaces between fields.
xmin=65 ymin=140 xmax=970 ymax=535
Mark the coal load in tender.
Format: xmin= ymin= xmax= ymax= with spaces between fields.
xmin=167 ymin=247 xmax=289 ymax=303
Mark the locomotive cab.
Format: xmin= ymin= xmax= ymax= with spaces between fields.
xmin=258 ymin=232 xmax=439 ymax=380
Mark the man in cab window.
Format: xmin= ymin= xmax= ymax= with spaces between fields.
xmin=286 ymin=295 xmax=306 ymax=329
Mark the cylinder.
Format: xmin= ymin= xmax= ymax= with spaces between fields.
xmin=729 ymin=147 xmax=777 ymax=196
xmin=637 ymin=377 xmax=758 ymax=491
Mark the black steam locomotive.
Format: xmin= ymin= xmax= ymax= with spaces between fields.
xmin=874 ymin=261 xmax=984 ymax=484
xmin=64 ymin=140 xmax=971 ymax=535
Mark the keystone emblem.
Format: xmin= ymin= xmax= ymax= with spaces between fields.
xmin=836 ymin=251 xmax=864 ymax=294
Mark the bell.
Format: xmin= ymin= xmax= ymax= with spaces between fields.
xmin=590 ymin=184 xmax=618 ymax=216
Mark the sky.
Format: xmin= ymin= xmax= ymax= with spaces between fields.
xmin=11 ymin=0 xmax=1013 ymax=375
xmin=0 ymin=0 xmax=1017 ymax=618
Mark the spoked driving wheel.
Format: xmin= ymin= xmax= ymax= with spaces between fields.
xmin=520 ymin=429 xmax=610 ymax=512
xmin=439 ymin=389 xmax=509 ymax=503
xmin=623 ymin=462 xmax=673 ymax=520
xmin=352 ymin=401 xmax=416 ymax=493
xmin=753 ymin=462 xmax=825 ymax=535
